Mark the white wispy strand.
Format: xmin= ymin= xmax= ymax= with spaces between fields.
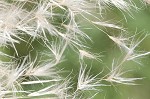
xmin=92 ymin=21 xmax=124 ymax=30
xmin=21 ymin=79 xmax=61 ymax=85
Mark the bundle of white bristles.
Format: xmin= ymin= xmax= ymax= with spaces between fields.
xmin=0 ymin=0 xmax=149 ymax=98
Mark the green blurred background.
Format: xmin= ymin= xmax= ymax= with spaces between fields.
xmin=90 ymin=1 xmax=150 ymax=99
xmin=1 ymin=1 xmax=150 ymax=99
xmin=70 ymin=1 xmax=150 ymax=99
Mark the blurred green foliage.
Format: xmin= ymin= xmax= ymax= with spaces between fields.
xmin=1 ymin=1 xmax=150 ymax=99
xmin=93 ymin=2 xmax=150 ymax=99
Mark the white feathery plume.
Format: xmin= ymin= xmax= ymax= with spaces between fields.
xmin=0 ymin=2 xmax=36 ymax=55
xmin=0 ymin=56 xmax=29 ymax=98
xmin=24 ymin=57 xmax=59 ymax=78
xmin=44 ymin=39 xmax=68 ymax=64
xmin=79 ymin=49 xmax=102 ymax=62
xmin=72 ymin=63 xmax=106 ymax=99
xmin=0 ymin=2 xmax=30 ymax=43
xmin=76 ymin=63 xmax=104 ymax=91
xmin=28 ymin=79 xmax=71 ymax=99
xmin=96 ymin=0 xmax=138 ymax=12
xmin=32 ymin=1 xmax=60 ymax=38
xmin=61 ymin=23 xmax=91 ymax=49
xmin=108 ymin=33 xmax=150 ymax=63
xmin=105 ymin=60 xmax=142 ymax=85
xmin=5 ymin=58 xmax=27 ymax=91
xmin=51 ymin=0 xmax=91 ymax=13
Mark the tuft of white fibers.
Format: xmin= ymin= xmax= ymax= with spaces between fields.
xmin=108 ymin=33 xmax=150 ymax=63
xmin=24 ymin=55 xmax=61 ymax=78
xmin=76 ymin=63 xmax=105 ymax=91
xmin=0 ymin=2 xmax=33 ymax=45
xmin=72 ymin=63 xmax=107 ymax=99
xmin=25 ymin=61 xmax=60 ymax=78
xmin=44 ymin=39 xmax=67 ymax=64
xmin=28 ymin=78 xmax=71 ymax=99
xmin=61 ymin=23 xmax=91 ymax=49
xmin=0 ymin=57 xmax=28 ymax=98
xmin=50 ymin=0 xmax=91 ymax=14
xmin=96 ymin=0 xmax=138 ymax=12
xmin=79 ymin=49 xmax=102 ymax=62
xmin=105 ymin=60 xmax=143 ymax=85
xmin=31 ymin=1 xmax=60 ymax=38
